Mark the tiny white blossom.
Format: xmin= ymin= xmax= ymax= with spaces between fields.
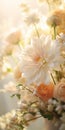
xmin=48 ymin=104 xmax=54 ymax=112
xmin=55 ymin=105 xmax=62 ymax=114
xmin=59 ymin=124 xmax=65 ymax=130
xmin=60 ymin=113 xmax=65 ymax=123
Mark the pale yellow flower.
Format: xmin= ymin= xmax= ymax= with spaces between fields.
xmin=52 ymin=9 xmax=65 ymax=34
xmin=54 ymin=79 xmax=65 ymax=102
xmin=5 ymin=29 xmax=22 ymax=45
xmin=47 ymin=15 xmax=61 ymax=27
xmin=25 ymin=12 xmax=40 ymax=25
xmin=38 ymin=0 xmax=44 ymax=2
xmin=38 ymin=0 xmax=62 ymax=7
xmin=38 ymin=0 xmax=62 ymax=11
xmin=3 ymin=43 xmax=14 ymax=55
xmin=20 ymin=3 xmax=30 ymax=13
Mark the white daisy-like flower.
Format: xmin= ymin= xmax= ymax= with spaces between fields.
xmin=25 ymin=11 xmax=40 ymax=25
xmin=20 ymin=35 xmax=64 ymax=85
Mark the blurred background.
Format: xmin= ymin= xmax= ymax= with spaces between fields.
xmin=0 ymin=0 xmax=43 ymax=129
xmin=0 ymin=0 xmax=23 ymax=115
xmin=0 ymin=0 xmax=38 ymax=40
xmin=0 ymin=0 xmax=37 ymax=115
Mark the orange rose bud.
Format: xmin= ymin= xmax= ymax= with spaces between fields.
xmin=36 ymin=83 xmax=54 ymax=101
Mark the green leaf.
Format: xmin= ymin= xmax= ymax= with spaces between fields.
xmin=16 ymin=84 xmax=23 ymax=88
xmin=16 ymin=94 xmax=21 ymax=99
xmin=39 ymin=109 xmax=53 ymax=120
xmin=11 ymin=93 xmax=21 ymax=99
xmin=54 ymin=70 xmax=64 ymax=81
xmin=11 ymin=94 xmax=16 ymax=98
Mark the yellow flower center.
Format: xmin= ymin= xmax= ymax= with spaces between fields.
xmin=34 ymin=56 xmax=47 ymax=67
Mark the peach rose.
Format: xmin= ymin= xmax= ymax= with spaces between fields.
xmin=36 ymin=83 xmax=54 ymax=101
xmin=54 ymin=79 xmax=65 ymax=102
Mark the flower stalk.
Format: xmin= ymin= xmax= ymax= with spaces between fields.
xmin=53 ymin=23 xmax=57 ymax=39
xmin=33 ymin=23 xmax=40 ymax=38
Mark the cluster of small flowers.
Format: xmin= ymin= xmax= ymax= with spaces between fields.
xmin=0 ymin=100 xmax=40 ymax=130
xmin=0 ymin=110 xmax=16 ymax=130
xmin=38 ymin=98 xmax=65 ymax=130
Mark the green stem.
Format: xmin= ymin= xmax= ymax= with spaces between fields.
xmin=53 ymin=24 xmax=56 ymax=39
xmin=50 ymin=73 xmax=56 ymax=85
xmin=33 ymin=23 xmax=40 ymax=38
xmin=27 ymin=115 xmax=42 ymax=122
xmin=29 ymin=101 xmax=38 ymax=106
xmin=47 ymin=0 xmax=51 ymax=10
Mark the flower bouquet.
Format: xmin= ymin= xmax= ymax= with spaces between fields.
xmin=0 ymin=0 xmax=65 ymax=130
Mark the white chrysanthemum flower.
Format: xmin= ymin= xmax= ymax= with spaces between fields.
xmin=20 ymin=35 xmax=64 ymax=85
